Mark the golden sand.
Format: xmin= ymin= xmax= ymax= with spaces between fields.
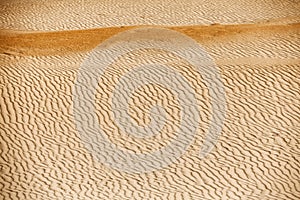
xmin=0 ymin=1 xmax=300 ymax=199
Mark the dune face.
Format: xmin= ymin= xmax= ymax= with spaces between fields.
xmin=1 ymin=22 xmax=300 ymax=199
xmin=1 ymin=1 xmax=300 ymax=200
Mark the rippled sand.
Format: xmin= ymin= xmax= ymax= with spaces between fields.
xmin=1 ymin=0 xmax=300 ymax=30
xmin=1 ymin=1 xmax=300 ymax=200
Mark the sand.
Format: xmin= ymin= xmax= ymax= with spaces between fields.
xmin=1 ymin=0 xmax=300 ymax=30
xmin=1 ymin=1 xmax=300 ymax=200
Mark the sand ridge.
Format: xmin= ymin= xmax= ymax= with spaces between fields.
xmin=1 ymin=22 xmax=299 ymax=56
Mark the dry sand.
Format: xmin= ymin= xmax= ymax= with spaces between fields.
xmin=1 ymin=0 xmax=300 ymax=30
xmin=1 ymin=1 xmax=300 ymax=200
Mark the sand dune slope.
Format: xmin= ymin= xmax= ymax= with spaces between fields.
xmin=0 ymin=23 xmax=300 ymax=199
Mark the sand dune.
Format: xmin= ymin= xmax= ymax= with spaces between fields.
xmin=1 ymin=20 xmax=300 ymax=199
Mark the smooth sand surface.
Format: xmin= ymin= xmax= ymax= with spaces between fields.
xmin=1 ymin=1 xmax=300 ymax=200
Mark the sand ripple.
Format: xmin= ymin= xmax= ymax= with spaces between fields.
xmin=0 ymin=23 xmax=300 ymax=199
xmin=0 ymin=0 xmax=299 ymax=30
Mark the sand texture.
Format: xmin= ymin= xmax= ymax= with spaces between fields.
xmin=1 ymin=0 xmax=300 ymax=30
xmin=1 ymin=1 xmax=300 ymax=199
xmin=1 ymin=22 xmax=300 ymax=199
